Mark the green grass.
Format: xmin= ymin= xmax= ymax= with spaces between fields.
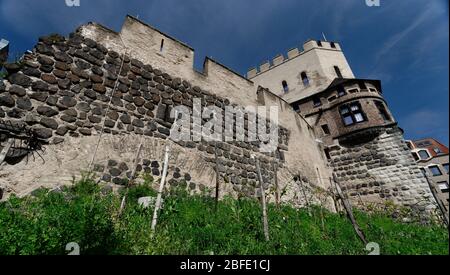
xmin=0 ymin=177 xmax=448 ymax=255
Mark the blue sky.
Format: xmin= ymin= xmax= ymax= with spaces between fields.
xmin=0 ymin=0 xmax=448 ymax=145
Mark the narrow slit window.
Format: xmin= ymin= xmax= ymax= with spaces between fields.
xmin=301 ymin=72 xmax=310 ymax=87
xmin=321 ymin=124 xmax=330 ymax=135
xmin=324 ymin=148 xmax=331 ymax=160
xmin=313 ymin=97 xmax=322 ymax=107
xmin=282 ymin=80 xmax=289 ymax=93
xmin=337 ymin=86 xmax=346 ymax=97
xmin=160 ymin=39 xmax=165 ymax=52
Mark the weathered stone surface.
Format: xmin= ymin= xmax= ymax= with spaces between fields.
xmin=59 ymin=96 xmax=77 ymax=108
xmin=36 ymin=106 xmax=59 ymax=117
xmin=32 ymin=81 xmax=49 ymax=91
xmin=9 ymin=85 xmax=27 ymax=97
xmin=132 ymin=119 xmax=144 ymax=128
xmin=0 ymin=93 xmax=15 ymax=108
xmin=60 ymin=114 xmax=77 ymax=123
xmin=76 ymin=102 xmax=91 ymax=112
xmin=33 ymin=127 xmax=53 ymax=139
xmin=93 ymin=83 xmax=106 ymax=93
xmin=40 ymin=117 xmax=58 ymax=130
xmin=8 ymin=73 xmax=32 ymax=88
xmin=56 ymin=126 xmax=69 ymax=136
xmin=16 ymin=98 xmax=33 ymax=111
xmin=30 ymin=92 xmax=49 ymax=102
xmin=120 ymin=114 xmax=131 ymax=124
xmin=79 ymin=128 xmax=92 ymax=136
xmin=42 ymin=74 xmax=57 ymax=84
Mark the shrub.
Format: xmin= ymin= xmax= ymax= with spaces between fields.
xmin=0 ymin=177 xmax=447 ymax=255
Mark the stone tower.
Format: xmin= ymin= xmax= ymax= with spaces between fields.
xmin=249 ymin=40 xmax=437 ymax=216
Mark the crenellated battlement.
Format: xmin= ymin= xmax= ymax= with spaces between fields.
xmin=247 ymin=39 xmax=342 ymax=79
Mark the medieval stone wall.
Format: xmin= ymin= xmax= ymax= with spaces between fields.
xmin=329 ymin=127 xmax=436 ymax=216
xmin=0 ymin=30 xmax=334 ymax=211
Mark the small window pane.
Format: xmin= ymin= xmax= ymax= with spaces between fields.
xmin=438 ymin=182 xmax=449 ymax=192
xmin=340 ymin=107 xmax=349 ymax=115
xmin=354 ymin=113 xmax=365 ymax=122
xmin=418 ymin=150 xmax=430 ymax=160
xmin=430 ymin=166 xmax=442 ymax=176
xmin=343 ymin=115 xmax=354 ymax=126
xmin=350 ymin=104 xmax=360 ymax=111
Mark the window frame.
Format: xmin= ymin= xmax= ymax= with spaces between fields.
xmin=313 ymin=97 xmax=322 ymax=107
xmin=339 ymin=101 xmax=367 ymax=126
xmin=321 ymin=124 xmax=331 ymax=135
xmin=437 ymin=181 xmax=449 ymax=193
xmin=301 ymin=72 xmax=310 ymax=87
xmin=282 ymin=80 xmax=289 ymax=93
xmin=429 ymin=165 xmax=443 ymax=177
xmin=418 ymin=150 xmax=430 ymax=160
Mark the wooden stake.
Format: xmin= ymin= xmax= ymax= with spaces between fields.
xmin=0 ymin=139 xmax=13 ymax=166
xmin=151 ymin=145 xmax=170 ymax=233
xmin=332 ymin=173 xmax=367 ymax=245
xmin=255 ymin=156 xmax=270 ymax=241
xmin=119 ymin=143 xmax=143 ymax=215
xmin=273 ymin=162 xmax=280 ymax=208
xmin=214 ymin=142 xmax=220 ymax=212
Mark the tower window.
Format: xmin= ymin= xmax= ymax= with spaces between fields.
xmin=301 ymin=72 xmax=310 ymax=87
xmin=324 ymin=148 xmax=331 ymax=160
xmin=317 ymin=41 xmax=323 ymax=47
xmin=313 ymin=97 xmax=322 ymax=107
xmin=337 ymin=86 xmax=346 ymax=97
xmin=334 ymin=66 xmax=343 ymax=78
xmin=282 ymin=80 xmax=289 ymax=93
xmin=321 ymin=124 xmax=330 ymax=135
xmin=418 ymin=150 xmax=430 ymax=160
xmin=429 ymin=166 xmax=442 ymax=176
xmin=292 ymin=103 xmax=300 ymax=112
xmin=330 ymin=42 xmax=336 ymax=48
xmin=437 ymin=182 xmax=449 ymax=193
xmin=339 ymin=102 xmax=366 ymax=126
xmin=160 ymin=39 xmax=165 ymax=52
xmin=374 ymin=101 xmax=391 ymax=121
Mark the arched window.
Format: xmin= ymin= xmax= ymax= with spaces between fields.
xmin=301 ymin=72 xmax=309 ymax=87
xmin=282 ymin=80 xmax=289 ymax=93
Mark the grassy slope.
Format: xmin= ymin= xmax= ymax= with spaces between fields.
xmin=0 ymin=178 xmax=448 ymax=255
